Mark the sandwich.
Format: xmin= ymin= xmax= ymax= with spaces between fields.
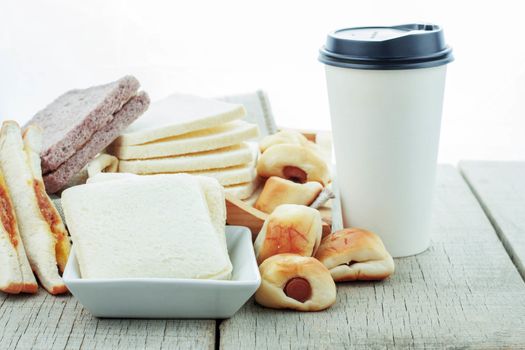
xmin=24 ymin=75 xmax=150 ymax=193
xmin=0 ymin=170 xmax=38 ymax=294
xmin=0 ymin=121 xmax=70 ymax=294
xmin=108 ymin=120 xmax=258 ymax=160
xmin=61 ymin=174 xmax=232 ymax=280
xmin=113 ymin=93 xmax=247 ymax=146
xmin=117 ymin=143 xmax=254 ymax=174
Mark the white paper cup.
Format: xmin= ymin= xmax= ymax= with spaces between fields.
xmin=319 ymin=24 xmax=453 ymax=257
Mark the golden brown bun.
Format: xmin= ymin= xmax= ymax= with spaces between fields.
xmin=255 ymin=254 xmax=336 ymax=311
xmin=256 ymin=144 xmax=329 ymax=185
xmin=259 ymin=130 xmax=318 ymax=153
xmin=254 ymin=177 xmax=323 ymax=214
xmin=254 ymin=204 xmax=322 ymax=265
xmin=315 ymin=228 xmax=394 ymax=282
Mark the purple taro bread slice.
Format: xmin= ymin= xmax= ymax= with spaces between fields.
xmin=24 ymin=76 xmax=140 ymax=174
xmin=43 ymin=91 xmax=150 ymax=194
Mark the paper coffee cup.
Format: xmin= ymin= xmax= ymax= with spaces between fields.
xmin=319 ymin=24 xmax=453 ymax=257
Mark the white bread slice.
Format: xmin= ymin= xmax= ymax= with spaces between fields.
xmin=224 ymin=178 xmax=261 ymax=200
xmin=108 ymin=120 xmax=259 ymax=160
xmin=113 ymin=93 xmax=246 ymax=146
xmin=184 ymin=163 xmax=256 ymax=187
xmin=61 ymin=174 xmax=232 ymax=280
xmin=0 ymin=121 xmax=70 ymax=294
xmin=118 ymin=143 xmax=253 ymax=174
xmin=0 ymin=171 xmax=38 ymax=294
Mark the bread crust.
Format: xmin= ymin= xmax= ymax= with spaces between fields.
xmin=0 ymin=121 xmax=69 ymax=294
xmin=315 ymin=228 xmax=395 ymax=282
xmin=255 ymin=254 xmax=336 ymax=311
xmin=257 ymin=144 xmax=330 ymax=185
xmin=0 ymin=165 xmax=38 ymax=294
xmin=254 ymin=204 xmax=322 ymax=265
xmin=255 ymin=177 xmax=322 ymax=213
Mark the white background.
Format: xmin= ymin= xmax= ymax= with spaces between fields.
xmin=1 ymin=0 xmax=524 ymax=164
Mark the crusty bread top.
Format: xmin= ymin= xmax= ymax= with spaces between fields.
xmin=113 ymin=93 xmax=246 ymax=146
xmin=25 ymin=76 xmax=140 ymax=173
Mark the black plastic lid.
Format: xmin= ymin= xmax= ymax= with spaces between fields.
xmin=319 ymin=23 xmax=453 ymax=70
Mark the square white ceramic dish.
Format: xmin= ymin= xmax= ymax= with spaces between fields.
xmin=63 ymin=226 xmax=260 ymax=319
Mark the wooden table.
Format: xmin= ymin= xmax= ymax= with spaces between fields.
xmin=1 ymin=165 xmax=525 ymax=349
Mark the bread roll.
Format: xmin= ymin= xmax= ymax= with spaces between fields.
xmin=315 ymin=228 xmax=394 ymax=282
xmin=257 ymin=144 xmax=329 ymax=185
xmin=259 ymin=130 xmax=316 ymax=153
xmin=254 ymin=204 xmax=322 ymax=265
xmin=255 ymin=254 xmax=336 ymax=311
xmin=254 ymin=177 xmax=322 ymax=213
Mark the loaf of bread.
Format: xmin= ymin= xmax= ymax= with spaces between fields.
xmin=254 ymin=204 xmax=322 ymax=265
xmin=254 ymin=177 xmax=323 ymax=213
xmin=257 ymin=144 xmax=330 ymax=185
xmin=315 ymin=228 xmax=395 ymax=281
xmin=255 ymin=254 xmax=336 ymax=311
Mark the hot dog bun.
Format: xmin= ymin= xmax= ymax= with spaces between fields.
xmin=254 ymin=177 xmax=323 ymax=213
xmin=254 ymin=204 xmax=322 ymax=265
xmin=259 ymin=130 xmax=315 ymax=153
xmin=315 ymin=228 xmax=394 ymax=282
xmin=255 ymin=254 xmax=336 ymax=311
xmin=256 ymin=144 xmax=329 ymax=185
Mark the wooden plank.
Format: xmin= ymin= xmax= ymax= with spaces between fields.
xmin=219 ymin=165 xmax=525 ymax=349
xmin=0 ymin=292 xmax=215 ymax=350
xmin=460 ymin=161 xmax=525 ymax=279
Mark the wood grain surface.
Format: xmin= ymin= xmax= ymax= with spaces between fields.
xmin=0 ymin=292 xmax=215 ymax=350
xmin=219 ymin=165 xmax=525 ymax=349
xmin=460 ymin=161 xmax=525 ymax=279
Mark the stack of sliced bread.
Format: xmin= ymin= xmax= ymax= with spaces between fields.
xmin=107 ymin=94 xmax=260 ymax=199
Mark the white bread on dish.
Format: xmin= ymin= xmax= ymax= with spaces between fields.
xmin=113 ymin=93 xmax=246 ymax=146
xmin=118 ymin=143 xmax=254 ymax=174
xmin=62 ymin=173 xmax=232 ymax=280
xmin=254 ymin=204 xmax=322 ymax=265
xmin=257 ymin=143 xmax=330 ymax=185
xmin=108 ymin=120 xmax=259 ymax=160
xmin=254 ymin=176 xmax=323 ymax=213
xmin=0 ymin=121 xmax=70 ymax=294
xmin=255 ymin=254 xmax=336 ymax=311
xmin=315 ymin=228 xmax=394 ymax=281
xmin=0 ymin=170 xmax=38 ymax=294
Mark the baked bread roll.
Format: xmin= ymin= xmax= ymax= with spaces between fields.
xmin=257 ymin=144 xmax=329 ymax=185
xmin=254 ymin=204 xmax=322 ymax=264
xmin=259 ymin=130 xmax=316 ymax=153
xmin=315 ymin=228 xmax=394 ymax=281
xmin=255 ymin=254 xmax=336 ymax=311
xmin=254 ymin=177 xmax=323 ymax=213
